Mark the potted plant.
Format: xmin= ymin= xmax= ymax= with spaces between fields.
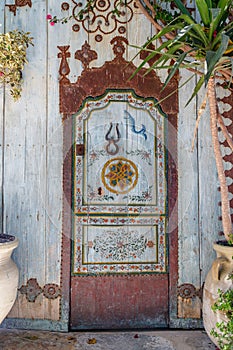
xmin=133 ymin=0 xmax=233 ymax=232
xmin=0 ymin=234 xmax=19 ymax=324
xmin=0 ymin=29 xmax=33 ymax=100
xmin=128 ymin=0 xmax=233 ymax=348
xmin=210 ymin=275 xmax=233 ymax=350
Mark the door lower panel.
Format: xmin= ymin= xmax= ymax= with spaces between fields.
xmin=70 ymin=274 xmax=168 ymax=330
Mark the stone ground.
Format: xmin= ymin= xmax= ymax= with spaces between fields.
xmin=0 ymin=329 xmax=218 ymax=350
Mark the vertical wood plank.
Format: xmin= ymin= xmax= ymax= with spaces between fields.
xmin=46 ymin=0 xmax=88 ymax=323
xmin=4 ymin=1 xmax=47 ymax=319
xmin=0 ymin=1 xmax=5 ymax=233
xmin=178 ymin=72 xmax=200 ymax=286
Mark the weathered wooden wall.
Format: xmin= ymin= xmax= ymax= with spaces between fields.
xmin=0 ymin=0 xmax=230 ymax=330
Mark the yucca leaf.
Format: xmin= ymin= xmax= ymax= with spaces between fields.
xmin=185 ymin=75 xmax=205 ymax=106
xmin=149 ymin=22 xmax=185 ymax=41
xmin=150 ymin=74 xmax=196 ymax=108
xmin=129 ymin=39 xmax=180 ymax=79
xmin=149 ymin=61 xmax=201 ymax=70
xmin=173 ymin=0 xmax=193 ymax=18
xmin=129 ymin=19 xmax=185 ymax=64
xmin=217 ymin=0 xmax=232 ymax=10
xmin=178 ymin=14 xmax=196 ymax=25
xmin=129 ymin=36 xmax=176 ymax=77
xmin=144 ymin=43 xmax=183 ymax=75
xmin=205 ymin=0 xmax=213 ymax=8
xmin=126 ymin=35 xmax=157 ymax=66
xmin=195 ymin=0 xmax=211 ymax=26
xmin=211 ymin=32 xmax=224 ymax=50
xmin=175 ymin=15 xmax=208 ymax=45
xmin=190 ymin=23 xmax=209 ymax=46
xmin=129 ymin=50 xmax=162 ymax=79
xmin=172 ymin=25 xmax=194 ymax=44
xmin=209 ymin=0 xmax=232 ymax=37
xmin=225 ymin=25 xmax=233 ymax=40
xmin=162 ymin=51 xmax=189 ymax=90
xmin=205 ymin=33 xmax=229 ymax=84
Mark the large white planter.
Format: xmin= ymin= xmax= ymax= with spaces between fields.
xmin=203 ymin=242 xmax=233 ymax=347
xmin=0 ymin=234 xmax=19 ymax=324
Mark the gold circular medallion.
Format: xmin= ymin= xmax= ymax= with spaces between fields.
xmin=101 ymin=157 xmax=138 ymax=194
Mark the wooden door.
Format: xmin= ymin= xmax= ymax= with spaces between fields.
xmin=70 ymin=90 xmax=173 ymax=329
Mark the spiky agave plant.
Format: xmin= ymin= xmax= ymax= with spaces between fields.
xmin=132 ymin=0 xmax=233 ymax=243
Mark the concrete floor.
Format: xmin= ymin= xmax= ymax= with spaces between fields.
xmin=0 ymin=329 xmax=218 ymax=350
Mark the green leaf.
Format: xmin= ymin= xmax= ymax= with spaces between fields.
xmin=144 ymin=43 xmax=183 ymax=75
xmin=149 ymin=22 xmax=185 ymax=41
xmin=195 ymin=0 xmax=211 ymax=26
xmin=175 ymin=15 xmax=209 ymax=46
xmin=225 ymin=27 xmax=233 ymax=41
xmin=141 ymin=40 xmax=183 ymax=74
xmin=217 ymin=0 xmax=232 ymax=10
xmin=129 ymin=38 xmax=181 ymax=79
xmin=209 ymin=0 xmax=232 ymax=38
xmin=172 ymin=25 xmax=194 ymax=44
xmin=205 ymin=33 xmax=229 ymax=84
xmin=173 ymin=0 xmax=193 ymax=18
xmin=162 ymin=51 xmax=189 ymax=89
xmin=129 ymin=49 xmax=161 ymax=79
xmin=185 ymin=75 xmax=205 ymax=106
xmin=205 ymin=0 xmax=212 ymax=8
xmin=190 ymin=23 xmax=209 ymax=46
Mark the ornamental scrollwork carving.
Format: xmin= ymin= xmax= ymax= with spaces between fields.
xmin=5 ymin=0 xmax=32 ymax=16
xmin=60 ymin=0 xmax=135 ymax=41
xmin=177 ymin=283 xmax=202 ymax=300
xmin=19 ymin=278 xmax=61 ymax=302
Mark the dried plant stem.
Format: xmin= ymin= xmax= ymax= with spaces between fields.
xmin=191 ymin=93 xmax=208 ymax=151
xmin=208 ymin=76 xmax=232 ymax=240
xmin=217 ymin=113 xmax=233 ymax=153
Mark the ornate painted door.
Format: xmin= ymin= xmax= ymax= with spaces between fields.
xmin=70 ymin=90 xmax=172 ymax=329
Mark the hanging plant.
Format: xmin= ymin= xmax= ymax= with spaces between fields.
xmin=0 ymin=30 xmax=33 ymax=101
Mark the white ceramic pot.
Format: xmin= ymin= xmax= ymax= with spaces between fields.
xmin=203 ymin=242 xmax=233 ymax=347
xmin=0 ymin=234 xmax=19 ymax=324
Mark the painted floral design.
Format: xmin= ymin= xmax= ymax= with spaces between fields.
xmin=106 ymin=161 xmax=134 ymax=188
xmin=93 ymin=229 xmax=149 ymax=261
xmin=123 ymin=186 xmax=153 ymax=202
xmin=126 ymin=149 xmax=152 ymax=165
xmin=88 ymin=149 xmax=108 ymax=166
xmin=102 ymin=157 xmax=138 ymax=194
xmin=87 ymin=185 xmax=114 ymax=202
xmin=73 ymin=217 xmax=166 ymax=274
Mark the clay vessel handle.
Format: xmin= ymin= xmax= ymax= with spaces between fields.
xmin=212 ymin=257 xmax=229 ymax=281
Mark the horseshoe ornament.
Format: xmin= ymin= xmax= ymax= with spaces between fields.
xmin=105 ymin=123 xmax=121 ymax=155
